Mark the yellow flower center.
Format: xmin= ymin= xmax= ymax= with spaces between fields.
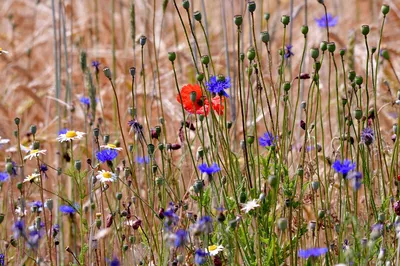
xmin=66 ymin=131 xmax=77 ymax=138
xmin=107 ymin=144 xmax=117 ymax=149
xmin=102 ymin=172 xmax=112 ymax=179
xmin=31 ymin=149 xmax=39 ymax=154
xmin=208 ymin=245 xmax=217 ymax=251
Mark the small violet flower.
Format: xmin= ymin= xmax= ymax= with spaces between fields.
xmin=361 ymin=127 xmax=374 ymax=146
xmin=79 ymin=96 xmax=90 ymax=106
xmin=198 ymin=163 xmax=221 ymax=175
xmin=194 ymin=249 xmax=208 ymax=265
xmin=332 ymin=159 xmax=356 ymax=176
xmin=0 ymin=171 xmax=9 ymax=182
xmin=259 ymin=132 xmax=277 ymax=147
xmin=298 ymin=247 xmax=328 ymax=259
xmin=284 ymin=44 xmax=294 ymax=59
xmin=173 ymin=229 xmax=188 ymax=248
xmin=92 ymin=60 xmax=101 ymax=72
xmin=96 ymin=149 xmax=118 ymax=163
xmin=315 ymin=13 xmax=338 ymax=28
xmin=59 ymin=205 xmax=76 ymax=214
xmin=206 ymin=75 xmax=231 ymax=97
xmin=346 ymin=171 xmax=362 ymax=191
xmin=136 ymin=156 xmax=150 ymax=164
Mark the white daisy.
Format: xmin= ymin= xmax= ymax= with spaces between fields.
xmin=0 ymin=48 xmax=9 ymax=55
xmin=96 ymin=170 xmax=117 ymax=183
xmin=241 ymin=199 xmax=260 ymax=213
xmin=23 ymin=173 xmax=40 ymax=183
xmin=56 ymin=130 xmax=86 ymax=142
xmin=206 ymin=245 xmax=224 ymax=256
xmin=15 ymin=206 xmax=27 ymax=217
xmin=100 ymin=143 xmax=123 ymax=151
xmin=24 ymin=149 xmax=47 ymax=160
xmin=0 ymin=137 xmax=10 ymax=145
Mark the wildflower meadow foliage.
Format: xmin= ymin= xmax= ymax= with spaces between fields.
xmin=0 ymin=0 xmax=399 ymax=265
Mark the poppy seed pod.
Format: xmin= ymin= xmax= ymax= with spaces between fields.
xmin=168 ymin=52 xmax=176 ymax=62
xmin=301 ymin=25 xmax=309 ymax=35
xmin=355 ymin=75 xmax=363 ymax=86
xmin=320 ymin=41 xmax=327 ymax=52
xmin=182 ymin=0 xmax=190 ymax=10
xmin=277 ymin=218 xmax=288 ymax=231
xmin=247 ymin=1 xmax=256 ymax=13
xmin=247 ymin=48 xmax=256 ymax=61
xmin=281 ymin=15 xmax=290 ymax=26
xmin=201 ymin=55 xmax=210 ymax=65
xmin=194 ymin=11 xmax=202 ymax=21
xmin=348 ymin=70 xmax=356 ymax=81
xmin=327 ymin=42 xmax=336 ymax=53
xmin=139 ymin=35 xmax=147 ymax=46
xmin=103 ymin=67 xmax=112 ymax=80
xmin=260 ymin=31 xmax=270 ymax=43
xmin=234 ymin=15 xmax=243 ymax=26
xmin=361 ymin=25 xmax=370 ymax=36
xmin=310 ymin=48 xmax=319 ymax=59
xmin=264 ymin=13 xmax=270 ymax=21
xmin=381 ymin=4 xmax=390 ymax=15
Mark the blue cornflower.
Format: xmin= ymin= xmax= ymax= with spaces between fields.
xmin=298 ymin=247 xmax=328 ymax=259
xmin=59 ymin=205 xmax=76 ymax=214
xmin=206 ymin=75 xmax=231 ymax=97
xmin=29 ymin=201 xmax=43 ymax=209
xmin=259 ymin=132 xmax=277 ymax=147
xmin=173 ymin=229 xmax=188 ymax=248
xmin=12 ymin=220 xmax=25 ymax=238
xmin=92 ymin=60 xmax=101 ymax=72
xmin=164 ymin=203 xmax=179 ymax=227
xmin=315 ymin=13 xmax=338 ymax=28
xmin=0 ymin=171 xmax=9 ymax=182
xmin=346 ymin=171 xmax=362 ymax=191
xmin=58 ymin=128 xmax=68 ymax=136
xmin=284 ymin=44 xmax=294 ymax=59
xmin=96 ymin=149 xmax=118 ymax=163
xmin=0 ymin=253 xmax=4 ymax=266
xmin=194 ymin=249 xmax=208 ymax=265
xmin=198 ymin=163 xmax=221 ymax=175
xmin=361 ymin=127 xmax=374 ymax=145
xmin=136 ymin=156 xmax=150 ymax=164
xmin=27 ymin=229 xmax=42 ymax=249
xmin=109 ymin=257 xmax=120 ymax=266
xmin=198 ymin=216 xmax=213 ymax=233
xmin=52 ymin=224 xmax=60 ymax=237
xmin=332 ymin=159 xmax=356 ymax=176
xmin=80 ymin=96 xmax=90 ymax=106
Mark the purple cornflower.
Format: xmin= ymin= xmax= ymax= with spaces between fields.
xmin=0 ymin=171 xmax=9 ymax=182
xmin=80 ymin=96 xmax=91 ymax=107
xmin=346 ymin=171 xmax=362 ymax=191
xmin=332 ymin=159 xmax=356 ymax=176
xmin=361 ymin=127 xmax=374 ymax=145
xmin=27 ymin=229 xmax=42 ymax=249
xmin=0 ymin=254 xmax=4 ymax=266
xmin=58 ymin=128 xmax=68 ymax=136
xmin=164 ymin=203 xmax=179 ymax=227
xmin=197 ymin=216 xmax=213 ymax=233
xmin=284 ymin=44 xmax=294 ymax=59
xmin=198 ymin=163 xmax=221 ymax=175
xmin=298 ymin=247 xmax=328 ymax=259
xmin=92 ymin=60 xmax=101 ymax=72
xmin=29 ymin=201 xmax=43 ymax=212
xmin=96 ymin=149 xmax=118 ymax=163
xmin=206 ymin=75 xmax=231 ymax=97
xmin=315 ymin=13 xmax=338 ymax=28
xmin=59 ymin=205 xmax=76 ymax=214
xmin=136 ymin=156 xmax=150 ymax=164
xmin=194 ymin=249 xmax=208 ymax=265
xmin=109 ymin=257 xmax=120 ymax=266
xmin=12 ymin=220 xmax=25 ymax=238
xmin=173 ymin=229 xmax=188 ymax=247
xmin=259 ymin=132 xmax=277 ymax=147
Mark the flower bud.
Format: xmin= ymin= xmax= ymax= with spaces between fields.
xmin=320 ymin=41 xmax=327 ymax=52
xmin=264 ymin=13 xmax=270 ymax=21
xmin=168 ymin=52 xmax=176 ymax=62
xmin=196 ymin=73 xmax=204 ymax=82
xmin=201 ymin=55 xmax=210 ymax=65
xmin=14 ymin=117 xmax=20 ymax=125
xmin=30 ymin=125 xmax=37 ymax=135
xmin=301 ymin=25 xmax=309 ymax=35
xmin=116 ymin=192 xmax=122 ymax=201
xmin=147 ymin=144 xmax=155 ymax=155
xmin=381 ymin=49 xmax=389 ymax=60
xmin=260 ymin=31 xmax=270 ymax=43
xmin=281 ymin=15 xmax=290 ymax=26
xmin=247 ymin=1 xmax=256 ymax=13
xmin=340 ymin=49 xmax=346 ymax=56
xmin=129 ymin=67 xmax=136 ymax=78
xmin=355 ymin=75 xmax=363 ymax=86
xmin=348 ymin=70 xmax=356 ymax=81
xmin=381 ymin=4 xmax=390 ymax=15
xmin=310 ymin=48 xmax=319 ymax=59
xmin=283 ymin=82 xmax=291 ymax=92
xmin=361 ymin=25 xmax=370 ymax=36
xmin=247 ymin=47 xmax=256 ymax=61
xmin=182 ymin=0 xmax=190 ymax=10
xmin=194 ymin=11 xmax=202 ymax=21
xmin=103 ymin=67 xmax=112 ymax=80
xmin=354 ymin=108 xmax=363 ymax=120
xmin=327 ymin=42 xmax=336 ymax=53
xmin=139 ymin=35 xmax=147 ymax=46
xmin=234 ymin=15 xmax=243 ymax=26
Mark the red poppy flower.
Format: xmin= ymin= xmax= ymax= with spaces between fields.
xmin=177 ymin=84 xmax=209 ymax=115
xmin=211 ymin=96 xmax=225 ymax=115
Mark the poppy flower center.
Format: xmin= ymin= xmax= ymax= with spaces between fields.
xmin=66 ymin=131 xmax=77 ymax=138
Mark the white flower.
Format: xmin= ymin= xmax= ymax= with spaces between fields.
xmin=15 ymin=206 xmax=27 ymax=217
xmin=206 ymin=245 xmax=224 ymax=256
xmin=241 ymin=199 xmax=260 ymax=213
xmin=24 ymin=149 xmax=47 ymax=160
xmin=96 ymin=170 xmax=117 ymax=183
xmin=6 ymin=145 xmax=30 ymax=153
xmin=100 ymin=143 xmax=123 ymax=151
xmin=0 ymin=137 xmax=10 ymax=145
xmin=23 ymin=173 xmax=40 ymax=183
xmin=0 ymin=48 xmax=9 ymax=55
xmin=56 ymin=130 xmax=85 ymax=142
